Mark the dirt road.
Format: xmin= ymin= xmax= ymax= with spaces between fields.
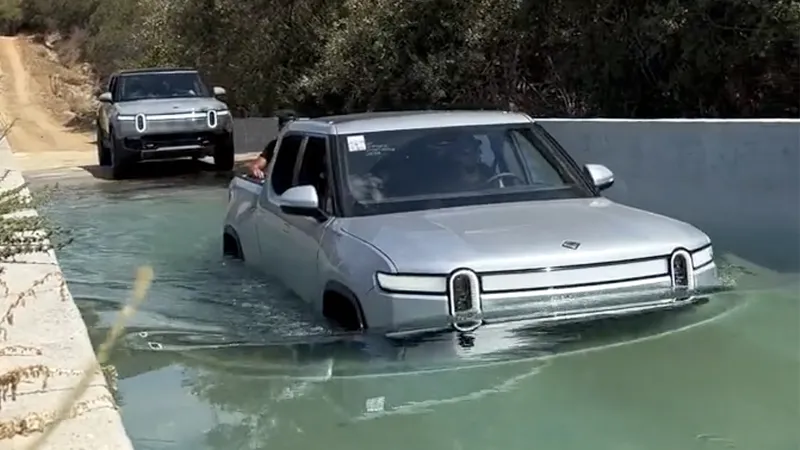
xmin=0 ymin=36 xmax=95 ymax=173
xmin=0 ymin=36 xmax=256 ymax=181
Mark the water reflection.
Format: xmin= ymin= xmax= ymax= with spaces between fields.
xmin=104 ymin=293 xmax=749 ymax=449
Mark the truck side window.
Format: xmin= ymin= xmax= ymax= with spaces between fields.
xmin=108 ymin=76 xmax=118 ymax=101
xmin=271 ymin=135 xmax=304 ymax=195
xmin=296 ymin=136 xmax=331 ymax=214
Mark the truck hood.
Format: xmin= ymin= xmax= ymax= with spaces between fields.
xmin=339 ymin=198 xmax=710 ymax=273
xmin=116 ymin=97 xmax=227 ymax=116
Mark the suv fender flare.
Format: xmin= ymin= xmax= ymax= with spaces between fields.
xmin=324 ymin=280 xmax=367 ymax=329
xmin=223 ymin=225 xmax=244 ymax=259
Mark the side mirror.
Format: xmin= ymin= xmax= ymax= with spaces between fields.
xmin=97 ymin=92 xmax=113 ymax=103
xmin=279 ymin=185 xmax=321 ymax=218
xmin=212 ymin=86 xmax=226 ymax=96
xmin=584 ymin=163 xmax=614 ymax=191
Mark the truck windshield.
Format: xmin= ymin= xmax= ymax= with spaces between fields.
xmin=337 ymin=123 xmax=595 ymax=216
xmin=117 ymin=72 xmax=210 ymax=101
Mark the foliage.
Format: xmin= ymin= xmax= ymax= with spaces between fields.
xmin=0 ymin=0 xmax=22 ymax=34
xmin=7 ymin=0 xmax=799 ymax=118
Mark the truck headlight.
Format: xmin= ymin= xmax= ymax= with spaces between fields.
xmin=375 ymin=272 xmax=446 ymax=294
xmin=117 ymin=115 xmax=135 ymax=121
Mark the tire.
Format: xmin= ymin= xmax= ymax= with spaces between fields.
xmin=109 ymin=130 xmax=133 ymax=180
xmin=213 ymin=134 xmax=235 ymax=171
xmin=96 ymin=126 xmax=111 ymax=166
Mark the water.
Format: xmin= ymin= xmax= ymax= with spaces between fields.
xmin=41 ymin=180 xmax=800 ymax=450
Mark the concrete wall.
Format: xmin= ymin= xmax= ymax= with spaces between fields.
xmin=232 ymin=117 xmax=800 ymax=273
xmin=538 ymin=119 xmax=799 ymax=274
xmin=233 ymin=117 xmax=277 ymax=155
xmin=0 ymin=137 xmax=133 ymax=449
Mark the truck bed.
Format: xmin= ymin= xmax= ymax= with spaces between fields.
xmin=228 ymin=173 xmax=264 ymax=208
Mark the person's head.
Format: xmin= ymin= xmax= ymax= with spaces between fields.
xmin=125 ymin=78 xmax=147 ymax=97
xmin=438 ymin=134 xmax=482 ymax=172
xmin=276 ymin=110 xmax=298 ymax=130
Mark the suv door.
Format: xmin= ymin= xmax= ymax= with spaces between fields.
xmin=282 ymin=134 xmax=335 ymax=305
xmin=98 ymin=75 xmax=117 ymax=134
xmin=255 ymin=133 xmax=305 ymax=280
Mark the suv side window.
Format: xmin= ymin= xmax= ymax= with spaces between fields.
xmin=108 ymin=76 xmax=118 ymax=101
xmin=295 ymin=136 xmax=332 ymax=214
xmin=270 ymin=134 xmax=305 ymax=195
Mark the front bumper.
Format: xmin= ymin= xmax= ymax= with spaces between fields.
xmin=373 ymin=261 xmax=720 ymax=338
xmin=114 ymin=112 xmax=232 ymax=160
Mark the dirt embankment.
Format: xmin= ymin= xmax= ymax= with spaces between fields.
xmin=0 ymin=35 xmax=96 ymax=172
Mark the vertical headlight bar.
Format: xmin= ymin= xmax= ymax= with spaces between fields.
xmin=447 ymin=269 xmax=482 ymax=332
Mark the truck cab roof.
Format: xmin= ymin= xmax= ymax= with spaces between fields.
xmin=114 ymin=67 xmax=199 ymax=77
xmin=285 ymin=110 xmax=533 ymax=135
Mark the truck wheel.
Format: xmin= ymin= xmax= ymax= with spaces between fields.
xmin=96 ymin=126 xmax=111 ymax=166
xmin=109 ymin=132 xmax=132 ymax=180
xmin=213 ymin=135 xmax=235 ymax=171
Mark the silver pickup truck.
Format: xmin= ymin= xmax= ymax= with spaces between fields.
xmin=96 ymin=67 xmax=234 ymax=179
xmin=223 ymin=110 xmax=721 ymax=337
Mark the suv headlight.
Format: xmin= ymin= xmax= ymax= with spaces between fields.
xmin=691 ymin=245 xmax=714 ymax=268
xmin=375 ymin=272 xmax=446 ymax=294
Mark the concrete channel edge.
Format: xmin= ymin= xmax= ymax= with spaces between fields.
xmin=0 ymin=136 xmax=134 ymax=449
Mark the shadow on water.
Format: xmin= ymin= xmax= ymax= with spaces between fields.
xmin=73 ymin=157 xmax=251 ymax=185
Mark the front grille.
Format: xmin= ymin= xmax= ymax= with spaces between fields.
xmin=452 ymin=274 xmax=473 ymax=313
xmin=125 ymin=132 xmax=215 ymax=150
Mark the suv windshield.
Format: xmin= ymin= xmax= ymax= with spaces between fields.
xmin=337 ymin=123 xmax=594 ymax=216
xmin=117 ymin=72 xmax=210 ymax=101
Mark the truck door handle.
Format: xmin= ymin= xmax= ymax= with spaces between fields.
xmin=281 ymin=222 xmax=290 ymax=233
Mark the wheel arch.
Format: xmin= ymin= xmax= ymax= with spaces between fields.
xmin=222 ymin=225 xmax=244 ymax=260
xmin=323 ymin=280 xmax=367 ymax=331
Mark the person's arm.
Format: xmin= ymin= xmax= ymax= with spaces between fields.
xmin=249 ymin=140 xmax=276 ymax=178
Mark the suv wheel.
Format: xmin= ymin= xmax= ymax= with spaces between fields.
xmin=213 ymin=134 xmax=235 ymax=171
xmin=96 ymin=126 xmax=111 ymax=166
xmin=109 ymin=131 xmax=132 ymax=180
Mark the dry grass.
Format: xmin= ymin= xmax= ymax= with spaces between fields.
xmin=16 ymin=32 xmax=97 ymax=131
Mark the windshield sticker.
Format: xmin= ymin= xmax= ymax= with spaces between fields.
xmin=347 ymin=135 xmax=367 ymax=152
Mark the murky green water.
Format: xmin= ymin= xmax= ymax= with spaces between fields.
xmin=42 ymin=180 xmax=799 ymax=450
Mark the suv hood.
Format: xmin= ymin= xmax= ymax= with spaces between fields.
xmin=116 ymin=97 xmax=227 ymax=116
xmin=340 ymin=198 xmax=710 ymax=273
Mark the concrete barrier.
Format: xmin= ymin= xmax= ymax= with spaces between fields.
xmin=233 ymin=117 xmax=277 ymax=155
xmin=537 ymin=119 xmax=800 ymax=274
xmin=233 ymin=117 xmax=800 ymax=273
xmin=0 ymin=137 xmax=133 ymax=449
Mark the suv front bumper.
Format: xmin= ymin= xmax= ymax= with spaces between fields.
xmin=370 ymin=262 xmax=721 ymax=338
xmin=114 ymin=112 xmax=232 ymax=160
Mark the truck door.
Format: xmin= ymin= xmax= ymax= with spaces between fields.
xmin=282 ymin=134 xmax=334 ymax=305
xmin=255 ymin=134 xmax=305 ymax=282
xmin=99 ymin=75 xmax=117 ymax=134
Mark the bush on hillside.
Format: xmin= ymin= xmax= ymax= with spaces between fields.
xmin=0 ymin=0 xmax=22 ymax=35
xmin=9 ymin=0 xmax=800 ymax=118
